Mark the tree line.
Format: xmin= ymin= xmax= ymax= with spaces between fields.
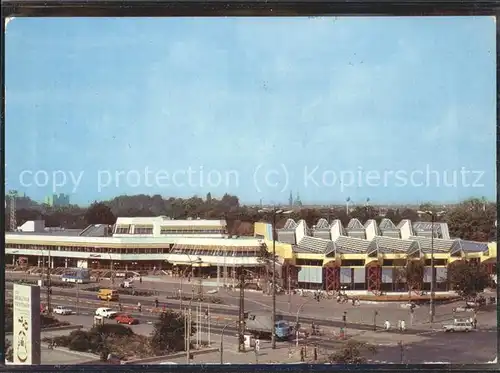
xmin=6 ymin=193 xmax=496 ymax=241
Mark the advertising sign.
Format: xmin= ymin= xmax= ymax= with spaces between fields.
xmin=13 ymin=284 xmax=41 ymax=365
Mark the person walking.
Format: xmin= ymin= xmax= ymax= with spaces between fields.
xmin=401 ymin=320 xmax=406 ymax=332
xmin=384 ymin=320 xmax=391 ymax=330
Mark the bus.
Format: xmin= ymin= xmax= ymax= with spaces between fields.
xmin=61 ymin=268 xmax=91 ymax=284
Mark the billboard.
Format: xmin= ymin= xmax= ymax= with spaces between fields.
xmin=13 ymin=284 xmax=41 ymax=365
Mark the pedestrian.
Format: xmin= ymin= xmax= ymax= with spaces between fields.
xmin=137 ymin=302 xmax=142 ymax=312
xmin=139 ymin=276 xmax=142 ymax=284
xmin=300 ymin=347 xmax=305 ymax=362
xmin=473 ymin=317 xmax=477 ymax=329
xmin=119 ymin=303 xmax=123 ymax=312
xmin=397 ymin=320 xmax=402 ymax=331
xmin=313 ymin=347 xmax=318 ymax=361
xmin=384 ymin=320 xmax=390 ymax=330
xmin=401 ymin=320 xmax=406 ymax=332
xmin=162 ymin=304 xmax=166 ymax=313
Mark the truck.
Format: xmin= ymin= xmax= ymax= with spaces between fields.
xmin=244 ymin=312 xmax=292 ymax=340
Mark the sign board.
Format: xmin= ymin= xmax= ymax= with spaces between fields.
xmin=13 ymin=284 xmax=41 ymax=365
xmin=255 ymin=339 xmax=260 ymax=352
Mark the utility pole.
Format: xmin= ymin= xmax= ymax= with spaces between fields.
xmin=417 ymin=210 xmax=445 ymax=327
xmin=46 ymin=249 xmax=52 ymax=315
xmin=398 ymin=341 xmax=404 ymax=364
xmin=207 ymin=303 xmax=211 ymax=346
xmin=288 ymin=266 xmax=292 ymax=313
xmin=271 ymin=212 xmax=277 ymax=349
xmin=198 ymin=258 xmax=203 ymax=298
xmin=76 ymin=282 xmax=80 ymax=315
xmin=238 ymin=269 xmax=245 ymax=352
xmin=186 ymin=308 xmax=191 ymax=364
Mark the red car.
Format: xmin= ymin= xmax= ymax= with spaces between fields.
xmin=115 ymin=314 xmax=139 ymax=325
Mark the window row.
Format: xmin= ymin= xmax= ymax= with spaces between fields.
xmin=160 ymin=229 xmax=225 ymax=234
xmin=7 ymin=244 xmax=171 ymax=254
xmin=170 ymin=248 xmax=260 ymax=257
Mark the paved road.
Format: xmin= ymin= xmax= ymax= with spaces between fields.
xmin=5 ymin=288 xmax=442 ymax=337
xmin=368 ymin=328 xmax=497 ymax=364
xmin=4 ymin=273 xmax=473 ymax=327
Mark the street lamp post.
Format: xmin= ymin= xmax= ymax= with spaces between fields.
xmin=258 ymin=207 xmax=293 ymax=349
xmin=295 ymin=298 xmax=315 ymax=348
xmin=417 ymin=210 xmax=445 ymax=326
xmin=220 ymin=321 xmax=238 ymax=364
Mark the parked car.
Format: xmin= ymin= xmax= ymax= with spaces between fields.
xmin=115 ymin=314 xmax=139 ymax=325
xmin=443 ymin=321 xmax=472 ymax=332
xmin=95 ymin=307 xmax=118 ymax=319
xmin=53 ymin=306 xmax=73 ymax=315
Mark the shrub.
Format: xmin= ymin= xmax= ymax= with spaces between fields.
xmin=150 ymin=310 xmax=196 ymax=354
xmin=69 ymin=332 xmax=91 ymax=352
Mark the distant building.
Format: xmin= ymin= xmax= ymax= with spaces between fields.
xmin=44 ymin=193 xmax=70 ymax=207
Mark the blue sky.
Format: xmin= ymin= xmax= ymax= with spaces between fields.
xmin=5 ymin=17 xmax=496 ymax=206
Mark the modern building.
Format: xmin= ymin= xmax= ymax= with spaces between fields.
xmin=5 ymin=217 xmax=266 ymax=282
xmin=253 ymin=218 xmax=497 ymax=293
xmin=44 ymin=193 xmax=71 ymax=207
xmin=4 ymin=216 xmax=497 ymax=293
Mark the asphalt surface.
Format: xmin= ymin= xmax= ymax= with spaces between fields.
xmin=5 ymin=285 xmax=433 ymax=336
xmin=6 ymin=273 xmax=498 ymax=364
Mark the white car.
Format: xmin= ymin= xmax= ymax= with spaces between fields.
xmin=95 ymin=307 xmax=118 ymax=319
xmin=443 ymin=321 xmax=472 ymax=332
xmin=53 ymin=306 xmax=72 ymax=315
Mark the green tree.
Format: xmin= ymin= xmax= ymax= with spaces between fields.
xmin=404 ymin=259 xmax=425 ymax=296
xmin=447 ymin=260 xmax=491 ymax=299
xmin=445 ymin=199 xmax=495 ymax=241
xmin=327 ymin=340 xmax=378 ymax=364
xmin=84 ymin=202 xmax=116 ymax=225
xmin=150 ymin=310 xmax=196 ymax=354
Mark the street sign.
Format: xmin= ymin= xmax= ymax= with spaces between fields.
xmin=255 ymin=339 xmax=260 ymax=352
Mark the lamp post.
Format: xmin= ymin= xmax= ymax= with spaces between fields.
xmin=258 ymin=207 xmax=293 ymax=349
xmin=295 ymin=297 xmax=316 ymax=348
xmin=417 ymin=210 xmax=445 ymax=326
xmin=220 ymin=320 xmax=238 ymax=364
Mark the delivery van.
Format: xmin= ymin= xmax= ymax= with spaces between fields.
xmin=97 ymin=288 xmax=119 ymax=301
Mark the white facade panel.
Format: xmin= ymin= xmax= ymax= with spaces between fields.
xmin=6 ymin=234 xmax=262 ymax=247
xmin=297 ymin=267 xmax=323 ymax=284
xmin=381 ymin=268 xmax=394 ymax=283
xmin=423 ymin=267 xmax=433 ymax=283
xmin=353 ymin=268 xmax=366 ymax=283
xmin=6 ymin=248 xmax=261 ymax=266
xmin=340 ymin=268 xmax=352 ymax=284
xmin=435 ymin=267 xmax=448 ymax=283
